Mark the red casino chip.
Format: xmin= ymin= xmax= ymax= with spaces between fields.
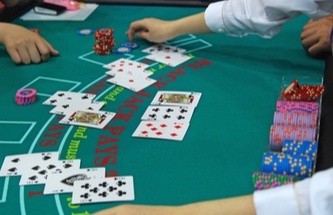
xmin=93 ymin=44 xmax=111 ymax=55
xmin=15 ymin=88 xmax=37 ymax=105
xmin=95 ymin=28 xmax=114 ymax=37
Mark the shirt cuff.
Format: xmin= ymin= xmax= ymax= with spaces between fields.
xmin=204 ymin=1 xmax=227 ymax=33
xmin=253 ymin=184 xmax=299 ymax=215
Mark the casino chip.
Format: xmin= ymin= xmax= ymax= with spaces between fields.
xmin=122 ymin=42 xmax=139 ymax=49
xmin=15 ymin=88 xmax=37 ymax=105
xmin=93 ymin=28 xmax=115 ymax=55
xmin=113 ymin=46 xmax=132 ymax=54
xmin=77 ymin=29 xmax=94 ymax=36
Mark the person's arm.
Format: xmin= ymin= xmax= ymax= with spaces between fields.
xmin=92 ymin=195 xmax=256 ymax=215
xmin=300 ymin=14 xmax=333 ymax=57
xmin=127 ymin=0 xmax=332 ymax=43
xmin=0 ymin=22 xmax=59 ymax=64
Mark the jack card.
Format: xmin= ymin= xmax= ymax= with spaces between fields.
xmin=150 ymin=91 xmax=202 ymax=107
xmin=71 ymin=176 xmax=135 ymax=204
xmin=59 ymin=110 xmax=116 ymax=129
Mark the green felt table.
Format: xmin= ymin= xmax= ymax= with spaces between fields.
xmin=0 ymin=4 xmax=326 ymax=215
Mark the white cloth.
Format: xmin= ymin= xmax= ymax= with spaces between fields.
xmin=253 ymin=167 xmax=333 ymax=215
xmin=204 ymin=0 xmax=333 ymax=38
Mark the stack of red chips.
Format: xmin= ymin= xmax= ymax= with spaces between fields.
xmin=93 ymin=28 xmax=115 ymax=55
xmin=282 ymin=80 xmax=324 ymax=101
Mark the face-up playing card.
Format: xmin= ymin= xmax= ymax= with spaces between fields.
xmin=71 ymin=176 xmax=135 ymax=204
xmin=19 ymin=159 xmax=81 ymax=185
xmin=132 ymin=121 xmax=189 ymax=141
xmin=59 ymin=110 xmax=116 ymax=129
xmin=141 ymin=44 xmax=186 ymax=54
xmin=103 ymin=58 xmax=150 ymax=73
xmin=50 ymin=100 xmax=105 ymax=115
xmin=141 ymin=105 xmax=195 ymax=123
xmin=0 ymin=152 xmax=60 ymax=177
xmin=145 ymin=51 xmax=191 ymax=67
xmin=43 ymin=91 xmax=96 ymax=106
xmin=44 ymin=167 xmax=106 ymax=194
xmin=150 ymin=91 xmax=202 ymax=108
xmin=107 ymin=75 xmax=156 ymax=92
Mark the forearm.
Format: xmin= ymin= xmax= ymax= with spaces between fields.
xmin=171 ymin=12 xmax=212 ymax=38
xmin=183 ymin=195 xmax=256 ymax=215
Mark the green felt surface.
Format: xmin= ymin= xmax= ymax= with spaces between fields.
xmin=0 ymin=5 xmax=325 ymax=215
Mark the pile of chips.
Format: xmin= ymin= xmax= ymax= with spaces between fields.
xmin=15 ymin=88 xmax=37 ymax=105
xmin=252 ymin=171 xmax=298 ymax=190
xmin=282 ymin=80 xmax=324 ymax=101
xmin=252 ymin=79 xmax=323 ymax=190
xmin=93 ymin=28 xmax=116 ymax=55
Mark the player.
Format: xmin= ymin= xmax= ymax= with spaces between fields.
xmin=92 ymin=151 xmax=333 ymax=215
xmin=0 ymin=0 xmax=59 ymax=64
xmin=301 ymin=14 xmax=333 ymax=57
xmin=127 ymin=0 xmax=333 ymax=57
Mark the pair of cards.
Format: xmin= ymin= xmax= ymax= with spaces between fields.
xmin=43 ymin=91 xmax=116 ymax=129
xmin=0 ymin=152 xmax=135 ymax=204
xmin=104 ymin=58 xmax=156 ymax=92
xmin=132 ymin=91 xmax=202 ymax=141
xmin=142 ymin=44 xmax=191 ymax=67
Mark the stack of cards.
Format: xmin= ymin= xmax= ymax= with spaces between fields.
xmin=142 ymin=44 xmax=191 ymax=67
xmin=0 ymin=152 xmax=135 ymax=204
xmin=132 ymin=91 xmax=202 ymax=141
xmin=43 ymin=91 xmax=116 ymax=129
xmin=104 ymin=58 xmax=156 ymax=92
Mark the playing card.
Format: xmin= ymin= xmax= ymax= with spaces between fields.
xmin=19 ymin=159 xmax=81 ymax=185
xmin=141 ymin=105 xmax=195 ymax=123
xmin=141 ymin=44 xmax=186 ymax=54
xmin=107 ymin=74 xmax=156 ymax=92
xmin=71 ymin=176 xmax=135 ymax=204
xmin=50 ymin=100 xmax=105 ymax=115
xmin=0 ymin=151 xmax=60 ymax=177
xmin=145 ymin=51 xmax=191 ymax=67
xmin=59 ymin=110 xmax=116 ymax=129
xmin=43 ymin=91 xmax=96 ymax=106
xmin=150 ymin=91 xmax=202 ymax=107
xmin=43 ymin=167 xmax=106 ymax=194
xmin=132 ymin=121 xmax=189 ymax=141
xmin=103 ymin=58 xmax=150 ymax=72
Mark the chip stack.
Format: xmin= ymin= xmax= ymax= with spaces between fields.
xmin=93 ymin=28 xmax=115 ymax=55
xmin=15 ymin=88 xmax=37 ymax=105
xmin=281 ymin=80 xmax=324 ymax=101
xmin=252 ymin=171 xmax=298 ymax=190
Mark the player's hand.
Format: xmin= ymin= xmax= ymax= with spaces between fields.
xmin=0 ymin=23 xmax=59 ymax=64
xmin=300 ymin=14 xmax=333 ymax=56
xmin=127 ymin=18 xmax=177 ymax=43
xmin=93 ymin=204 xmax=188 ymax=215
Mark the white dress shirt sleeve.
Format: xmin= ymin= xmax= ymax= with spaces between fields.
xmin=204 ymin=0 xmax=332 ymax=38
xmin=253 ymin=167 xmax=333 ymax=215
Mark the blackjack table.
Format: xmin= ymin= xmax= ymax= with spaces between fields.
xmin=0 ymin=2 xmax=333 ymax=214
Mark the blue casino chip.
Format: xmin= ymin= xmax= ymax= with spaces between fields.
xmin=77 ymin=29 xmax=94 ymax=36
xmin=122 ymin=42 xmax=139 ymax=49
xmin=113 ymin=46 xmax=132 ymax=54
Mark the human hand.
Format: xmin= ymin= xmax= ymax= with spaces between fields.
xmin=127 ymin=18 xmax=177 ymax=43
xmin=301 ymin=15 xmax=333 ymax=56
xmin=92 ymin=204 xmax=187 ymax=215
xmin=0 ymin=23 xmax=59 ymax=64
